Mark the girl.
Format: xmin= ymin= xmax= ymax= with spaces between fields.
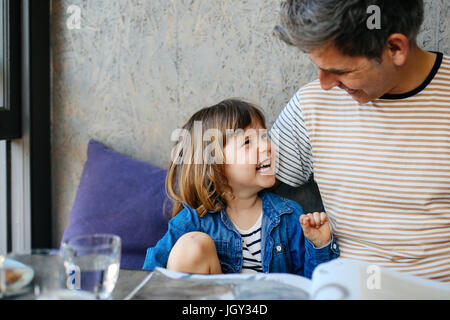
xmin=143 ymin=99 xmax=339 ymax=278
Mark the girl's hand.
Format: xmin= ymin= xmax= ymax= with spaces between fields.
xmin=299 ymin=212 xmax=332 ymax=248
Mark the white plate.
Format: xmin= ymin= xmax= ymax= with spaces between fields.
xmin=2 ymin=258 xmax=35 ymax=295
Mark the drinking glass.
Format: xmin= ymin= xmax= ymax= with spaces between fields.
xmin=61 ymin=234 xmax=121 ymax=300
xmin=25 ymin=249 xmax=64 ymax=297
xmin=4 ymin=249 xmax=95 ymax=299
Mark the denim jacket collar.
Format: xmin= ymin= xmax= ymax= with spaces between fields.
xmin=260 ymin=190 xmax=293 ymax=222
xmin=217 ymin=190 xmax=293 ymax=233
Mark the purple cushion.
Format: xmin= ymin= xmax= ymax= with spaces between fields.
xmin=61 ymin=139 xmax=171 ymax=269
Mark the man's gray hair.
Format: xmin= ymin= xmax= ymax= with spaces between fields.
xmin=274 ymin=0 xmax=424 ymax=60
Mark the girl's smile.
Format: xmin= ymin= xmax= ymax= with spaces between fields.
xmin=256 ymin=158 xmax=272 ymax=174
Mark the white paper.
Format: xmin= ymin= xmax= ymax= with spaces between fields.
xmin=125 ymin=259 xmax=450 ymax=300
xmin=127 ymin=268 xmax=312 ymax=300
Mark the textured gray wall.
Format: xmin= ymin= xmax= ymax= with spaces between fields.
xmin=50 ymin=0 xmax=450 ymax=247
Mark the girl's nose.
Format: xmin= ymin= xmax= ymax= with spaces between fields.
xmin=257 ymin=132 xmax=271 ymax=155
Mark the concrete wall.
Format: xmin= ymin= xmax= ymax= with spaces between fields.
xmin=50 ymin=0 xmax=450 ymax=246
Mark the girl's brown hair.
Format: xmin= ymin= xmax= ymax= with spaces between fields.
xmin=166 ymin=99 xmax=266 ymax=218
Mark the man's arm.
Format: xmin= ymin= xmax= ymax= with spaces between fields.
xmin=269 ymin=90 xmax=314 ymax=186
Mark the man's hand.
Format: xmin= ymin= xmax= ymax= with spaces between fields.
xmin=299 ymin=212 xmax=332 ymax=248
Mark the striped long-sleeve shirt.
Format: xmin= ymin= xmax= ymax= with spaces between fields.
xmin=234 ymin=213 xmax=263 ymax=273
xmin=270 ymin=52 xmax=450 ymax=282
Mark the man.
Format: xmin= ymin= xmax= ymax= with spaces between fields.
xmin=270 ymin=0 xmax=449 ymax=282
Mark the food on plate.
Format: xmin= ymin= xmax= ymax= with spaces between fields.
xmin=0 ymin=268 xmax=24 ymax=291
xmin=5 ymin=269 xmax=23 ymax=284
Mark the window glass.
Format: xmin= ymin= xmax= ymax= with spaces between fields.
xmin=0 ymin=0 xmax=4 ymax=109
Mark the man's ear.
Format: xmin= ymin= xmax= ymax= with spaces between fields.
xmin=385 ymin=33 xmax=410 ymax=67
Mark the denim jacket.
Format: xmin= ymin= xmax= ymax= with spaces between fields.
xmin=142 ymin=191 xmax=340 ymax=279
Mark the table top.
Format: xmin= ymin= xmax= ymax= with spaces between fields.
xmin=4 ymin=268 xmax=151 ymax=300
xmin=1 ymin=251 xmax=154 ymax=300
xmin=111 ymin=269 xmax=151 ymax=300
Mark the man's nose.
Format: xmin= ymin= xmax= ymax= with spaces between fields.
xmin=318 ymin=69 xmax=339 ymax=90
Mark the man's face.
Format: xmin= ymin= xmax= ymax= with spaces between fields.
xmin=309 ymin=43 xmax=399 ymax=103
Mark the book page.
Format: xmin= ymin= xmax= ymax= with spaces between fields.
xmin=126 ymin=268 xmax=312 ymax=300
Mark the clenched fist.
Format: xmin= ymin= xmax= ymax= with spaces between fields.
xmin=299 ymin=212 xmax=332 ymax=248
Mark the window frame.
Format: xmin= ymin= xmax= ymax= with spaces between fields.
xmin=0 ymin=0 xmax=21 ymax=140
xmin=0 ymin=0 xmax=51 ymax=253
xmin=25 ymin=0 xmax=51 ymax=249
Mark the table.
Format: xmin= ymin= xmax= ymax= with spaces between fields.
xmin=111 ymin=269 xmax=151 ymax=300
xmin=5 ymin=268 xmax=151 ymax=300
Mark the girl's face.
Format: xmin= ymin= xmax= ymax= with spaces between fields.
xmin=223 ymin=123 xmax=276 ymax=197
